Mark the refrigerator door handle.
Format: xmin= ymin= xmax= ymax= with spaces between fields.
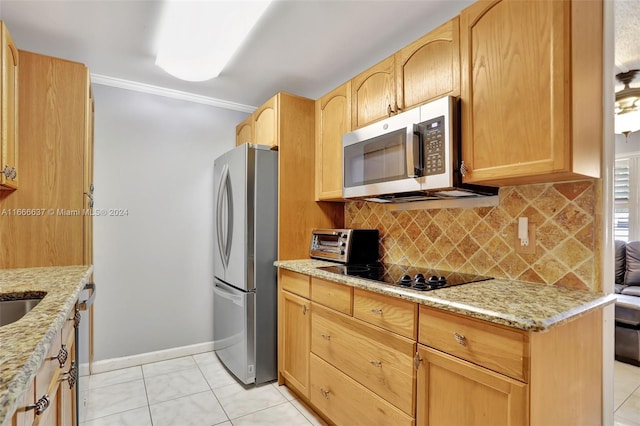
xmin=214 ymin=282 xmax=244 ymax=307
xmin=216 ymin=165 xmax=233 ymax=269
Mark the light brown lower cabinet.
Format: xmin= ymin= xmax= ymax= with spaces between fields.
xmin=416 ymin=345 xmax=527 ymax=426
xmin=278 ymin=270 xmax=604 ymax=426
xmin=12 ymin=303 xmax=78 ymax=426
xmin=279 ymin=288 xmax=311 ymax=399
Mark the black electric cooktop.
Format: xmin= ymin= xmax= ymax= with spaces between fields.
xmin=318 ymin=262 xmax=493 ymax=291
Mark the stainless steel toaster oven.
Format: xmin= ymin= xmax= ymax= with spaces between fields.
xmin=310 ymin=228 xmax=379 ymax=264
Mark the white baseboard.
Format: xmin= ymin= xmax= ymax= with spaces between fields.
xmin=89 ymin=341 xmax=215 ymax=375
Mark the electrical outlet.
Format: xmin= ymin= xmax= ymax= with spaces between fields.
xmin=514 ymin=222 xmax=536 ymax=254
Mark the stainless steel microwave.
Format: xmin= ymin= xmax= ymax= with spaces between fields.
xmin=342 ymin=96 xmax=497 ymax=202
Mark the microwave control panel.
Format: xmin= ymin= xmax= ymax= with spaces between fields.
xmin=422 ymin=115 xmax=445 ymax=176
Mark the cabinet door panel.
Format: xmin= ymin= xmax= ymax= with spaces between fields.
xmin=460 ymin=0 xmax=569 ymax=183
xmin=315 ymin=82 xmax=350 ymax=200
xmin=236 ymin=115 xmax=253 ymax=146
xmin=279 ymin=290 xmax=310 ymax=398
xmin=397 ymin=17 xmax=460 ymax=110
xmin=416 ymin=345 xmax=528 ymax=426
xmin=253 ymin=96 xmax=277 ymax=148
xmin=351 ymin=55 xmax=395 ymax=129
xmin=0 ymin=22 xmax=18 ymax=190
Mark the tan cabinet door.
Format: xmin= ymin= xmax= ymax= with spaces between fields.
xmin=460 ymin=0 xmax=601 ymax=185
xmin=235 ymin=115 xmax=253 ymax=146
xmin=416 ymin=345 xmax=528 ymax=426
xmin=315 ymin=82 xmax=350 ymax=201
xmin=279 ymin=290 xmax=311 ymax=398
xmin=396 ymin=17 xmax=460 ymax=111
xmin=351 ymin=55 xmax=396 ymax=129
xmin=253 ymin=95 xmax=278 ymax=148
xmin=0 ymin=22 xmax=18 ymax=190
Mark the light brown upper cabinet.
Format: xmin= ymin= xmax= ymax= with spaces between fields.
xmin=235 ymin=115 xmax=253 ymax=146
xmin=253 ymin=95 xmax=278 ymax=148
xmin=1 ymin=21 xmax=18 ymax=190
xmin=315 ymin=82 xmax=351 ymax=201
xmin=351 ymin=18 xmax=460 ymax=130
xmin=351 ymin=55 xmax=396 ymax=129
xmin=396 ymin=17 xmax=460 ymax=112
xmin=459 ymin=0 xmax=602 ymax=186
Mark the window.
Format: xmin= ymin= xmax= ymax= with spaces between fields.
xmin=614 ymin=155 xmax=640 ymax=242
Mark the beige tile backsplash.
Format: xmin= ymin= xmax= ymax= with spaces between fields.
xmin=345 ymin=180 xmax=600 ymax=290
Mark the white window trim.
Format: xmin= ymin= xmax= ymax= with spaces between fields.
xmin=615 ymin=151 xmax=640 ymax=241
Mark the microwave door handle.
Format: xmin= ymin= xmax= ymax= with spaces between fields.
xmin=406 ymin=125 xmax=422 ymax=178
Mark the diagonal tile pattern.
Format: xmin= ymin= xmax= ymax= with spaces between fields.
xmin=80 ymin=353 xmax=328 ymax=426
xmin=346 ymin=179 xmax=601 ymax=290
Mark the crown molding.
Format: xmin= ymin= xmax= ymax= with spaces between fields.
xmin=90 ymin=74 xmax=256 ymax=113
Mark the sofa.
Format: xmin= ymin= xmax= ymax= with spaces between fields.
xmin=615 ymin=240 xmax=640 ymax=365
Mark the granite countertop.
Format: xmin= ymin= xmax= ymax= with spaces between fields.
xmin=275 ymin=259 xmax=615 ymax=332
xmin=0 ymin=265 xmax=93 ymax=426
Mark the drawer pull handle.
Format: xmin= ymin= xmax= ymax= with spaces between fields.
xmin=454 ymin=332 xmax=467 ymax=346
xmin=56 ymin=344 xmax=68 ymax=368
xmin=302 ymin=305 xmax=308 ymax=315
xmin=27 ymin=395 xmax=50 ymax=415
xmin=73 ymin=310 xmax=81 ymax=329
xmin=321 ymin=334 xmax=331 ymax=341
xmin=370 ymin=308 xmax=383 ymax=315
xmin=320 ymin=388 xmax=331 ymax=399
xmin=59 ymin=361 xmax=78 ymax=389
xmin=369 ymin=360 xmax=382 ymax=367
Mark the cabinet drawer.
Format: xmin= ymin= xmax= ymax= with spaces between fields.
xmin=35 ymin=329 xmax=62 ymax=399
xmin=279 ymin=269 xmax=310 ymax=298
xmin=312 ymin=303 xmax=415 ymax=415
xmin=61 ymin=306 xmax=76 ymax=349
xmin=419 ymin=306 xmax=528 ymax=382
xmin=353 ymin=288 xmax=417 ymax=338
xmin=311 ymin=278 xmax=353 ymax=315
xmin=310 ymin=353 xmax=414 ymax=426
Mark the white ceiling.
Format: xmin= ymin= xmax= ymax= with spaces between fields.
xmin=0 ymin=0 xmax=637 ymax=110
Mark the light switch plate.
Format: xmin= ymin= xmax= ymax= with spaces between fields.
xmin=514 ymin=223 xmax=536 ymax=254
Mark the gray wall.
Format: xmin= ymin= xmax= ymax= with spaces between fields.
xmin=92 ymin=85 xmax=247 ymax=361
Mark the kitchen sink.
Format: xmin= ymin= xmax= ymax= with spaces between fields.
xmin=0 ymin=295 xmax=45 ymax=327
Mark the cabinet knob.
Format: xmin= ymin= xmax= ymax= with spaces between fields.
xmin=60 ymin=361 xmax=78 ymax=389
xmin=414 ymin=352 xmax=423 ymax=370
xmin=320 ymin=388 xmax=331 ymax=399
xmin=460 ymin=161 xmax=468 ymax=177
xmin=55 ymin=344 xmax=69 ymax=368
xmin=387 ymin=104 xmax=393 ymax=117
xmin=370 ymin=308 xmax=383 ymax=315
xmin=27 ymin=395 xmax=51 ymax=415
xmin=369 ymin=360 xmax=382 ymax=368
xmin=302 ymin=304 xmax=308 ymax=315
xmin=73 ymin=310 xmax=81 ymax=329
xmin=454 ymin=332 xmax=467 ymax=346
xmin=321 ymin=333 xmax=331 ymax=341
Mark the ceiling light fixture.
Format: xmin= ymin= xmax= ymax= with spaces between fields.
xmin=615 ymin=69 xmax=640 ymax=139
xmin=155 ymin=0 xmax=272 ymax=82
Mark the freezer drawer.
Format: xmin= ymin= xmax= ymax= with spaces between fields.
xmin=213 ymin=279 xmax=255 ymax=384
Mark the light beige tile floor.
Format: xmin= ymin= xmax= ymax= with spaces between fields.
xmin=79 ymin=352 xmax=326 ymax=426
xmin=615 ymin=360 xmax=640 ymax=426
xmin=80 ymin=353 xmax=640 ymax=425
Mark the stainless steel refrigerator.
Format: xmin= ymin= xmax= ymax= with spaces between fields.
xmin=213 ymin=143 xmax=278 ymax=385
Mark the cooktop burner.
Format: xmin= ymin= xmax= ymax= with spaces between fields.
xmin=318 ymin=263 xmax=493 ymax=291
